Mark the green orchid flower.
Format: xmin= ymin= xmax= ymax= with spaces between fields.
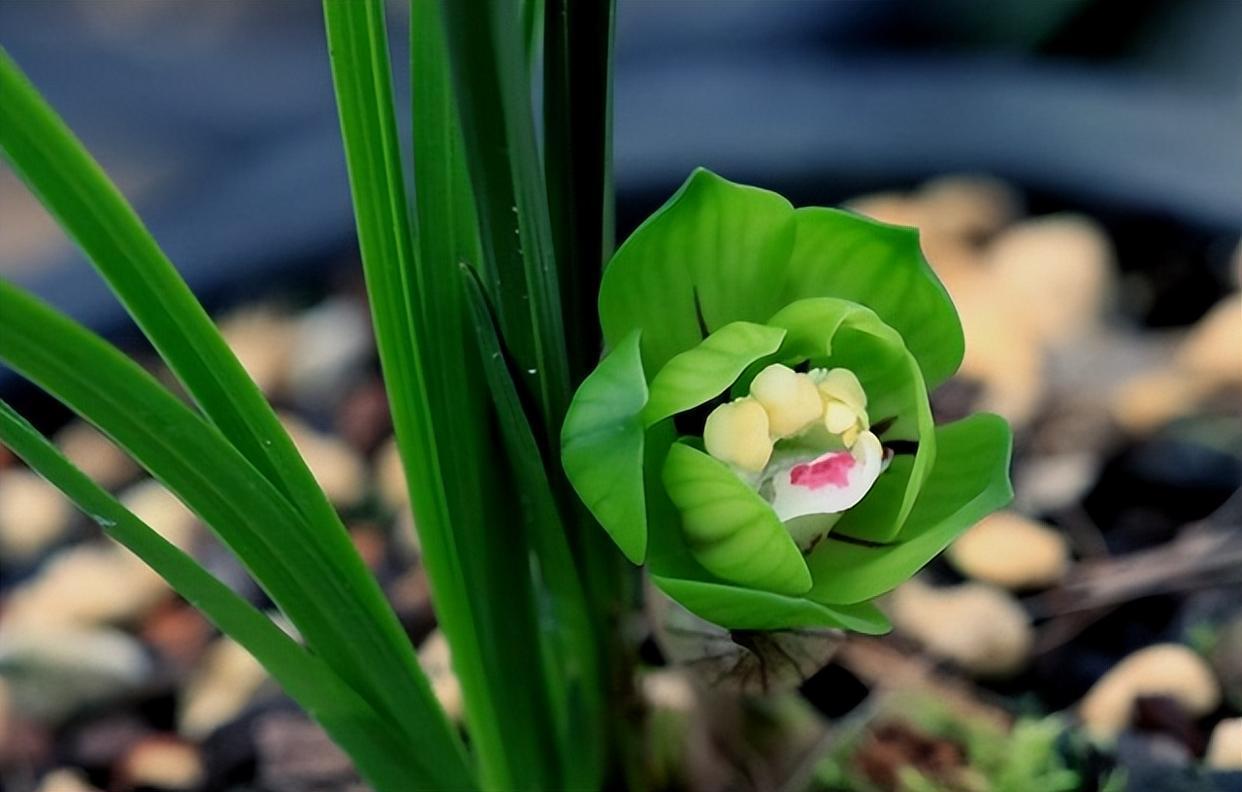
xmin=562 ymin=169 xmax=1013 ymax=634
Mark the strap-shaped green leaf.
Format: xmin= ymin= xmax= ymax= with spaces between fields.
xmin=561 ymin=331 xmax=649 ymax=563
xmin=786 ymin=207 xmax=964 ymax=389
xmin=599 ymin=169 xmax=797 ymax=374
xmin=765 ymin=297 xmax=936 ymax=542
xmin=0 ymin=283 xmax=471 ymax=790
xmin=0 ymin=48 xmax=343 ymax=560
xmin=807 ymin=413 xmax=1013 ymax=605
xmin=643 ymin=321 xmax=785 ymax=425
xmin=651 ymin=574 xmax=890 ymax=634
xmin=662 ymin=443 xmax=812 ymax=596
xmin=0 ymin=403 xmax=415 ymax=792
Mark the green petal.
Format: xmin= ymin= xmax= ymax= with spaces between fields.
xmin=806 ymin=414 xmax=1013 ymax=605
xmin=599 ymin=169 xmax=796 ymax=373
xmin=651 ymin=574 xmax=891 ymax=634
xmin=785 ymin=208 xmax=964 ymax=389
xmin=560 ymin=331 xmax=649 ymax=563
xmin=765 ymin=298 xmax=936 ymax=542
xmin=662 ymin=442 xmax=811 ymax=596
xmin=643 ymin=321 xmax=785 ymax=426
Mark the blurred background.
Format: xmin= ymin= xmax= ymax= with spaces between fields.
xmin=1 ymin=1 xmax=1240 ymax=791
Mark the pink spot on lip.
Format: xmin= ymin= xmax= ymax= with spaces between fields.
xmin=789 ymin=452 xmax=855 ymax=490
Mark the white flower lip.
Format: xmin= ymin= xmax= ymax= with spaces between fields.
xmin=768 ymin=430 xmax=884 ymax=523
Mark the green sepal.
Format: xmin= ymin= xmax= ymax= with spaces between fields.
xmin=661 ymin=442 xmax=812 ymax=596
xmin=598 ymin=169 xmax=963 ymax=388
xmin=807 ymin=413 xmax=1014 ymax=604
xmin=560 ymin=330 xmax=649 ymax=563
xmin=599 ymin=169 xmax=796 ymax=374
xmin=651 ymin=574 xmax=891 ymax=634
xmin=643 ymin=321 xmax=785 ymax=426
xmin=785 ymin=207 xmax=964 ymax=389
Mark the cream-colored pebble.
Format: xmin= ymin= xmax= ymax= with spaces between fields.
xmin=1206 ymin=718 xmax=1242 ymax=770
xmin=986 ymin=214 xmax=1114 ymax=347
xmin=119 ymin=737 xmax=205 ymax=791
xmin=220 ymin=305 xmax=295 ymax=397
xmin=749 ymin=364 xmax=823 ymax=438
xmin=375 ymin=437 xmax=409 ymax=510
xmin=54 ymin=422 xmax=139 ymax=490
xmin=120 ymin=479 xmax=198 ymax=553
xmin=1178 ymin=294 xmax=1242 ymax=388
xmin=4 ymin=543 xmax=168 ymax=628
xmin=419 ymin=630 xmax=462 ymax=721
xmin=889 ymin=580 xmax=1033 ymax=677
xmin=703 ymin=398 xmax=773 ymax=472
xmin=282 ymin=416 xmax=366 ymax=506
xmin=948 ymin=511 xmax=1070 ymax=590
xmin=917 ymin=174 xmax=1021 ymax=241
xmin=179 ymin=637 xmax=270 ymax=739
xmin=0 ymin=469 xmax=73 ymax=561
xmin=35 ymin=769 xmax=102 ymax=792
xmin=1079 ymin=644 xmax=1221 ymax=740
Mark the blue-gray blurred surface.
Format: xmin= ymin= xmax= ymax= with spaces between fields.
xmin=1 ymin=0 xmax=1240 ymax=350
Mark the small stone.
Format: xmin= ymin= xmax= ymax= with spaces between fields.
xmin=282 ymin=416 xmax=366 ymax=507
xmin=1206 ymin=718 xmax=1242 ymax=770
xmin=179 ymin=637 xmax=270 ymax=739
xmin=0 ymin=627 xmax=151 ymax=724
xmin=4 ymin=543 xmax=169 ymax=628
xmin=349 ymin=523 xmax=386 ymax=570
xmin=1079 ymin=644 xmax=1221 ymax=741
xmin=0 ymin=468 xmax=74 ymax=561
xmin=374 ymin=437 xmax=408 ymax=510
xmin=35 ymin=769 xmax=102 ymax=792
xmin=952 ymin=282 xmax=1045 ymax=428
xmin=140 ymin=601 xmax=213 ymax=671
xmin=120 ymin=479 xmax=198 ymax=553
xmin=1178 ymin=294 xmax=1242 ymax=389
xmin=1111 ymin=370 xmax=1206 ymax=433
xmin=986 ymin=214 xmax=1114 ymax=347
xmin=947 ymin=511 xmax=1070 ymax=590
xmin=846 ymin=192 xmax=926 ymax=229
xmin=54 ymin=422 xmax=139 ymax=490
xmin=1012 ymin=452 xmax=1100 ymax=513
xmin=289 ymin=297 xmax=373 ymax=408
xmin=220 ymin=305 xmax=295 ymax=397
xmin=335 ymin=378 xmax=391 ymax=453
xmin=118 ymin=736 xmax=205 ymax=791
xmin=917 ymin=174 xmax=1021 ymax=242
xmin=889 ymin=580 xmax=1033 ymax=677
xmin=419 ymin=630 xmax=462 ymax=721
